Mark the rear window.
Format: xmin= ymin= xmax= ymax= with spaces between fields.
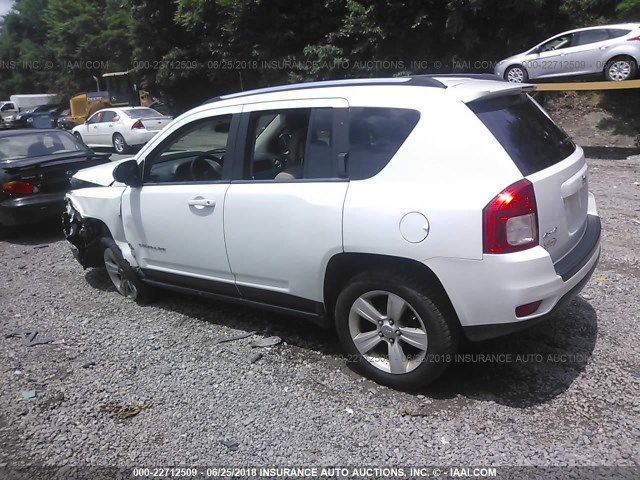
xmin=469 ymin=94 xmax=575 ymax=176
xmin=123 ymin=108 xmax=162 ymax=119
xmin=348 ymin=107 xmax=420 ymax=180
xmin=0 ymin=131 xmax=89 ymax=161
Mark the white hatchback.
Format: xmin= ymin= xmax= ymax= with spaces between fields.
xmin=63 ymin=76 xmax=601 ymax=389
xmin=72 ymin=107 xmax=172 ymax=154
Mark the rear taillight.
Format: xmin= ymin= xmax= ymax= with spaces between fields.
xmin=2 ymin=180 xmax=34 ymax=195
xmin=627 ymin=35 xmax=640 ymax=41
xmin=131 ymin=119 xmax=144 ymax=129
xmin=483 ymin=179 xmax=538 ymax=254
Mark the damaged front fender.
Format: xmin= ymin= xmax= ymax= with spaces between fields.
xmin=62 ymin=199 xmax=105 ymax=268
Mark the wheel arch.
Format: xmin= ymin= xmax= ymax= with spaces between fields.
xmin=603 ymin=53 xmax=639 ymax=68
xmin=323 ymin=253 xmax=460 ymax=327
xmin=65 ymin=190 xmax=136 ymax=267
xmin=63 ymin=205 xmax=113 ymax=268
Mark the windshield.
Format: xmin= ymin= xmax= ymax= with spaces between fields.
xmin=123 ymin=108 xmax=163 ymax=119
xmin=0 ymin=131 xmax=89 ymax=161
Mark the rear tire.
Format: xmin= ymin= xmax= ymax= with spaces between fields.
xmin=604 ymin=56 xmax=637 ymax=81
xmin=334 ymin=269 xmax=458 ymax=390
xmin=504 ymin=65 xmax=528 ymax=83
xmin=112 ymin=133 xmax=130 ymax=154
xmin=101 ymin=237 xmax=154 ymax=304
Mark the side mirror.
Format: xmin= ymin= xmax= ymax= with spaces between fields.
xmin=113 ymin=159 xmax=142 ymax=187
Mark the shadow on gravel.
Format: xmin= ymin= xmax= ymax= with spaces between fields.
xmin=83 ymin=267 xmax=597 ymax=406
xmin=84 ymin=268 xmax=116 ymax=292
xmin=2 ymin=219 xmax=64 ymax=246
xmin=85 ymin=268 xmax=341 ymax=354
xmin=424 ymin=298 xmax=598 ymax=408
xmin=583 ymin=146 xmax=640 ymax=160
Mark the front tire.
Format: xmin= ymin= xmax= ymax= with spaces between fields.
xmin=504 ymin=65 xmax=528 ymax=83
xmin=101 ymin=237 xmax=153 ymax=304
xmin=73 ymin=132 xmax=83 ymax=143
xmin=112 ymin=133 xmax=130 ymax=154
xmin=605 ymin=56 xmax=637 ymax=81
xmin=334 ymin=270 xmax=458 ymax=390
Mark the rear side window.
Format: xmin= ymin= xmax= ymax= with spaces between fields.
xmin=469 ymin=94 xmax=575 ymax=176
xmin=608 ymin=29 xmax=631 ymax=39
xmin=348 ymin=107 xmax=420 ymax=180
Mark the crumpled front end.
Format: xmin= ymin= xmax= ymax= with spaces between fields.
xmin=61 ymin=198 xmax=104 ymax=268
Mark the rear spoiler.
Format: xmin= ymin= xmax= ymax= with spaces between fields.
xmin=422 ymin=75 xmax=536 ymax=103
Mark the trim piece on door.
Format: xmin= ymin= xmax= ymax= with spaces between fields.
xmin=139 ymin=269 xmax=331 ymax=328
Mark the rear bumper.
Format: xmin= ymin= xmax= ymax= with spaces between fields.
xmin=427 ymin=213 xmax=601 ymax=342
xmin=126 ymin=129 xmax=158 ymax=147
xmin=463 ymin=249 xmax=599 ymax=341
xmin=554 ymin=214 xmax=601 ymax=280
xmin=0 ymin=193 xmax=65 ymax=227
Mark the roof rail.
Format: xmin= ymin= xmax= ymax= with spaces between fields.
xmin=203 ymin=76 xmax=446 ymax=104
xmin=416 ymin=73 xmax=505 ymax=82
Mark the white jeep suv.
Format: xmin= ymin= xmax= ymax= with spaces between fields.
xmin=63 ymin=76 xmax=601 ymax=389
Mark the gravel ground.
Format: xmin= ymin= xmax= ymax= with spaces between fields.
xmin=0 ymin=155 xmax=639 ymax=473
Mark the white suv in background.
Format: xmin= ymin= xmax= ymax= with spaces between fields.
xmin=62 ymin=76 xmax=601 ymax=389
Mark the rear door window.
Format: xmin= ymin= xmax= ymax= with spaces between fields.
xmin=101 ymin=111 xmax=116 ymax=122
xmin=242 ymin=107 xmax=342 ymax=181
xmin=573 ymin=29 xmax=609 ymax=46
xmin=348 ymin=107 xmax=420 ymax=180
xmin=469 ymin=94 xmax=576 ymax=176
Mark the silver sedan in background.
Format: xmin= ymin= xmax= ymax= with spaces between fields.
xmin=495 ymin=23 xmax=640 ymax=82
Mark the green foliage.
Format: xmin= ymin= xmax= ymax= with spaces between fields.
xmin=617 ymin=0 xmax=640 ymax=18
xmin=0 ymin=0 xmax=634 ymax=107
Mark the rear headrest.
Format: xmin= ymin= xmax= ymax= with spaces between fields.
xmin=27 ymin=142 xmax=50 ymax=157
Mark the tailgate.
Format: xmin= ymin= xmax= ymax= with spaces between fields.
xmin=529 ymin=150 xmax=589 ymax=262
xmin=469 ymin=93 xmax=589 ymax=264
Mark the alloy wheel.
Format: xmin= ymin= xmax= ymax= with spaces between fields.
xmin=113 ymin=135 xmax=125 ymax=153
xmin=608 ymin=61 xmax=631 ymax=81
xmin=506 ymin=67 xmax=525 ymax=83
xmin=348 ymin=290 xmax=428 ymax=374
xmin=103 ymin=248 xmax=138 ymax=299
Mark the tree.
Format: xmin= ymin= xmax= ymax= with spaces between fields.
xmin=43 ymin=0 xmax=132 ymax=96
xmin=616 ymin=0 xmax=640 ymax=19
xmin=0 ymin=0 xmax=55 ymax=97
xmin=0 ymin=0 xmax=634 ymax=105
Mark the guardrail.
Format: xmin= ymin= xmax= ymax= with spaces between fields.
xmin=533 ymin=79 xmax=640 ymax=91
